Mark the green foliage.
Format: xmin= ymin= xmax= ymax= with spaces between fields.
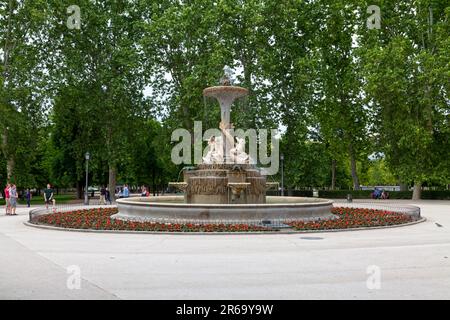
xmin=360 ymin=0 xmax=450 ymax=190
xmin=0 ymin=0 xmax=50 ymax=187
xmin=0 ymin=0 xmax=448 ymax=200
xmin=360 ymin=158 xmax=397 ymax=186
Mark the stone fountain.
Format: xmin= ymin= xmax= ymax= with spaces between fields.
xmin=112 ymin=68 xmax=334 ymax=225
xmin=176 ymin=70 xmax=268 ymax=205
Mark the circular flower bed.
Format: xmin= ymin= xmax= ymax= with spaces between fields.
xmin=34 ymin=207 xmax=270 ymax=232
xmin=286 ymin=207 xmax=414 ymax=231
xmin=33 ymin=206 xmax=416 ymax=232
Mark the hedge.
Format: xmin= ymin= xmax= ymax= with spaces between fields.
xmin=268 ymin=189 xmax=450 ymax=200
xmin=266 ymin=190 xmax=313 ymax=197
xmin=318 ymin=190 xmax=450 ymax=200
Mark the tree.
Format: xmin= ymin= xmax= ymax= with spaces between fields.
xmin=45 ymin=0 xmax=152 ymax=199
xmin=0 ymin=0 xmax=49 ymax=186
xmin=361 ymin=0 xmax=450 ymax=199
xmin=306 ymin=0 xmax=371 ymax=190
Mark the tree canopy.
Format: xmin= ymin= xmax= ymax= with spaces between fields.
xmin=0 ymin=0 xmax=448 ymax=199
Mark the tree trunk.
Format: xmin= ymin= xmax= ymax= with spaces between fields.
xmin=2 ymin=0 xmax=14 ymax=80
xmin=1 ymin=129 xmax=14 ymax=181
xmin=348 ymin=143 xmax=360 ymax=190
xmin=76 ymin=180 xmax=83 ymax=199
xmin=412 ymin=181 xmax=422 ymax=200
xmin=6 ymin=158 xmax=14 ymax=181
xmin=1 ymin=1 xmax=15 ymax=182
xmin=331 ymin=159 xmax=336 ymax=190
xmin=398 ymin=180 xmax=408 ymax=192
xmin=109 ymin=165 xmax=117 ymax=202
xmin=243 ymin=53 xmax=255 ymax=128
xmin=152 ymin=166 xmax=156 ymax=196
xmin=182 ymin=103 xmax=192 ymax=131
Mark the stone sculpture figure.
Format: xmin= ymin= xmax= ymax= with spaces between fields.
xmin=202 ymin=66 xmax=251 ymax=165
xmin=203 ymin=124 xmax=250 ymax=164
xmin=230 ymin=137 xmax=249 ymax=164
xmin=202 ymin=135 xmax=224 ymax=164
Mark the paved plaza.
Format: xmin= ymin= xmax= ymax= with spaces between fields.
xmin=0 ymin=201 xmax=449 ymax=300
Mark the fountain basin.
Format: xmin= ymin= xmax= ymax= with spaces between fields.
xmin=112 ymin=196 xmax=335 ymax=223
xmin=203 ymin=86 xmax=249 ymax=101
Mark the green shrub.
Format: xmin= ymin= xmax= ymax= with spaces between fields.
xmin=290 ymin=190 xmax=314 ymax=197
xmin=268 ymin=189 xmax=450 ymax=199
xmin=319 ymin=190 xmax=372 ymax=199
xmin=421 ymin=190 xmax=450 ymax=200
xmin=318 ymin=190 xmax=450 ymax=200
xmin=266 ymin=190 xmax=314 ymax=197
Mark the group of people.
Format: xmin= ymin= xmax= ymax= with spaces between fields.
xmin=116 ymin=184 xmax=130 ymax=199
xmin=3 ymin=182 xmax=156 ymax=214
xmin=3 ymin=183 xmax=19 ymax=216
xmin=95 ymin=184 xmax=152 ymax=204
xmin=2 ymin=183 xmax=56 ymax=215
xmin=114 ymin=185 xmax=154 ymax=198
xmin=99 ymin=186 xmax=112 ymax=205
xmin=371 ymin=187 xmax=390 ymax=200
xmin=141 ymin=186 xmax=150 ymax=197
xmin=96 ymin=184 xmax=153 ymax=203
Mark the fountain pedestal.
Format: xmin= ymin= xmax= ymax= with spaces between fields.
xmin=183 ymin=164 xmax=267 ymax=204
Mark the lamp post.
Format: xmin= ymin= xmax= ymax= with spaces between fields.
xmin=84 ymin=152 xmax=90 ymax=205
xmin=280 ymin=153 xmax=284 ymax=196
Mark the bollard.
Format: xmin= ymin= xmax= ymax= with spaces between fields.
xmin=347 ymin=193 xmax=353 ymax=203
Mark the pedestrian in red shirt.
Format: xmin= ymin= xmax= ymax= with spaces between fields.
xmin=4 ymin=183 xmax=11 ymax=215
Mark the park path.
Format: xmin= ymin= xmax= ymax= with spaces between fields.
xmin=0 ymin=201 xmax=449 ymax=299
xmin=0 ymin=206 xmax=117 ymax=299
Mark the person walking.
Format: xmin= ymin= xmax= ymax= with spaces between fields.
xmin=123 ymin=184 xmax=130 ymax=198
xmin=25 ymin=188 xmax=32 ymax=207
xmin=43 ymin=184 xmax=55 ymax=211
xmin=4 ymin=183 xmax=10 ymax=215
xmin=100 ymin=186 xmax=106 ymax=205
xmin=9 ymin=184 xmax=18 ymax=216
xmin=105 ymin=187 xmax=112 ymax=205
